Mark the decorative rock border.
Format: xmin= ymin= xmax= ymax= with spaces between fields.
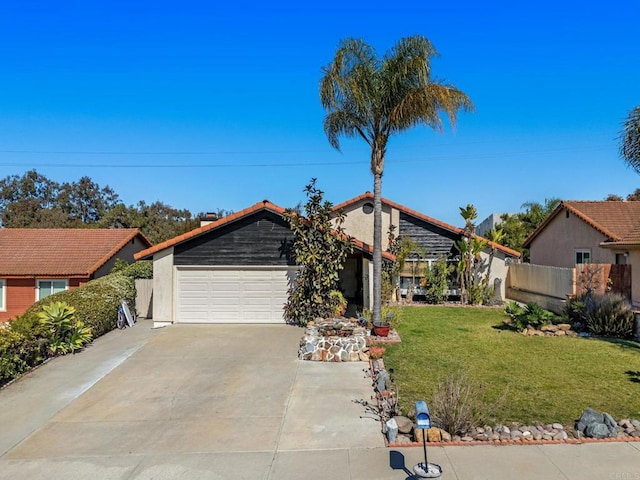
xmin=368 ymin=358 xmax=640 ymax=447
xmin=521 ymin=323 xmax=579 ymax=337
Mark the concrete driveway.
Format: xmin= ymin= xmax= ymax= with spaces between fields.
xmin=0 ymin=321 xmax=386 ymax=479
xmin=1 ymin=321 xmax=639 ymax=480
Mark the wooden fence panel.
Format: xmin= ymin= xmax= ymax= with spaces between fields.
xmin=575 ymin=264 xmax=631 ymax=300
xmin=135 ymin=279 xmax=153 ymax=319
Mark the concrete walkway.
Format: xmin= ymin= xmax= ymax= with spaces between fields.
xmin=0 ymin=321 xmax=638 ymax=479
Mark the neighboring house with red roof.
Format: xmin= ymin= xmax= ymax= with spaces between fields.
xmin=523 ymin=201 xmax=640 ymax=306
xmin=333 ymin=192 xmax=521 ymax=301
xmin=135 ymin=200 xmax=395 ymax=327
xmin=0 ymin=228 xmax=151 ymax=322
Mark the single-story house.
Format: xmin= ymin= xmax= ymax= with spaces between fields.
xmin=333 ymin=192 xmax=521 ymax=300
xmin=134 ymin=200 xmax=394 ymax=327
xmin=136 ymin=196 xmax=519 ymax=327
xmin=0 ymin=228 xmax=151 ymax=322
xmin=523 ymin=200 xmax=640 ymax=306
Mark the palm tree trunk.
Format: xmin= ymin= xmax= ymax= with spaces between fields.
xmin=373 ymin=170 xmax=382 ymax=325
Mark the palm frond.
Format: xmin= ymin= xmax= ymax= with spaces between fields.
xmin=323 ymin=110 xmax=371 ymax=149
xmin=620 ymin=105 xmax=640 ymax=174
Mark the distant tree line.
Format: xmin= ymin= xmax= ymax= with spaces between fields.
xmin=0 ymin=170 xmax=230 ymax=244
xmin=603 ymin=188 xmax=640 ymax=202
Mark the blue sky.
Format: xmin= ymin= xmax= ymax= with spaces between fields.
xmin=1 ymin=1 xmax=639 ymax=226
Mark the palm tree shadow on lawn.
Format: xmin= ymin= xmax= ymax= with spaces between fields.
xmin=625 ymin=371 xmax=640 ymax=384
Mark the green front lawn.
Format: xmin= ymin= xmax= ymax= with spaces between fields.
xmin=383 ymin=306 xmax=640 ymax=426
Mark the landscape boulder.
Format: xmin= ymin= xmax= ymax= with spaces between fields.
xmin=575 ymin=408 xmax=618 ymax=439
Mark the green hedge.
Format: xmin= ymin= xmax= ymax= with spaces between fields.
xmin=117 ymin=260 xmax=153 ymax=279
xmin=1 ymin=266 xmax=143 ymax=387
xmin=20 ymin=272 xmax=135 ymax=339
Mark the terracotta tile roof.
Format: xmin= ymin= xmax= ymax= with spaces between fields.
xmin=524 ymin=201 xmax=640 ymax=247
xmin=334 ymin=192 xmax=521 ymax=257
xmin=134 ymin=199 xmax=396 ymax=262
xmin=351 ymin=238 xmax=396 ymax=261
xmin=0 ymin=228 xmax=151 ymax=277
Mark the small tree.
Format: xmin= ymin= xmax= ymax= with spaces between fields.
xmin=383 ymin=230 xmax=424 ymax=303
xmin=456 ymin=205 xmax=488 ymax=304
xmin=423 ymin=258 xmax=453 ymax=304
xmin=283 ymin=179 xmax=353 ymax=325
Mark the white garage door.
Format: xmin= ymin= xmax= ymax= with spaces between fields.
xmin=175 ymin=267 xmax=297 ymax=323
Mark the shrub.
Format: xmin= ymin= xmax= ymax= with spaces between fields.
xmin=0 ymin=328 xmax=48 ymax=387
xmin=423 ymin=259 xmax=452 ymax=304
xmin=504 ymin=302 xmax=557 ymax=332
xmin=120 ymin=260 xmax=153 ymax=279
xmin=1 ymin=272 xmax=135 ymax=386
xmin=21 ymin=272 xmax=135 ymax=339
xmin=110 ymin=258 xmax=130 ymax=274
xmin=431 ymin=370 xmax=506 ymax=435
xmin=565 ymin=292 xmax=634 ymax=338
xmin=37 ymin=302 xmax=92 ymax=355
xmin=283 ymin=180 xmax=353 ymax=325
xmin=504 ymin=300 xmax=523 ymax=318
xmin=329 ymin=290 xmax=347 ymax=317
xmin=0 ymin=329 xmax=29 ymax=386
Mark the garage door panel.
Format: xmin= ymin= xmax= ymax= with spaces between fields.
xmin=176 ymin=268 xmax=296 ymax=323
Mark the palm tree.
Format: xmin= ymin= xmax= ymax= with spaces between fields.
xmin=620 ymin=106 xmax=640 ymax=174
xmin=319 ymin=35 xmax=473 ymax=324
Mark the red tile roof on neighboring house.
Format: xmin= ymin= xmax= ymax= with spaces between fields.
xmin=334 ymin=192 xmax=521 ymax=257
xmin=0 ymin=228 xmax=151 ymax=277
xmin=134 ymin=199 xmax=396 ymax=261
xmin=524 ymin=201 xmax=640 ymax=248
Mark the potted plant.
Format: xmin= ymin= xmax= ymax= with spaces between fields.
xmin=373 ymin=311 xmax=395 ymax=337
xmin=372 ymin=320 xmax=390 ymax=337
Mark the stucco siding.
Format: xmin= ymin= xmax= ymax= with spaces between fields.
xmin=152 ymin=247 xmax=174 ymax=326
xmin=95 ymin=236 xmax=150 ymax=278
xmin=630 ymin=250 xmax=640 ymax=308
xmin=338 ymin=200 xmax=394 ymax=250
xmin=486 ymin=250 xmax=510 ymax=301
xmin=529 ymin=212 xmax=615 ymax=267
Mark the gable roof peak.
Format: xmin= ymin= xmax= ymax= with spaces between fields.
xmin=524 ymin=199 xmax=640 ymax=247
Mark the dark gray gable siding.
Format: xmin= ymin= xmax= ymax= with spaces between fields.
xmin=399 ymin=212 xmax=460 ymax=258
xmin=174 ymin=210 xmax=295 ymax=266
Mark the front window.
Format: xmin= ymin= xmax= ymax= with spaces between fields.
xmin=0 ymin=280 xmax=5 ymax=311
xmin=575 ymin=250 xmax=591 ymax=264
xmin=37 ymin=280 xmax=68 ymax=301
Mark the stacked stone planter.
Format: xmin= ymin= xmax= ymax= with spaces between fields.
xmin=298 ymin=318 xmax=369 ymax=362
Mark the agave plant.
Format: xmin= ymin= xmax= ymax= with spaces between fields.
xmin=38 ymin=301 xmax=92 ymax=355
